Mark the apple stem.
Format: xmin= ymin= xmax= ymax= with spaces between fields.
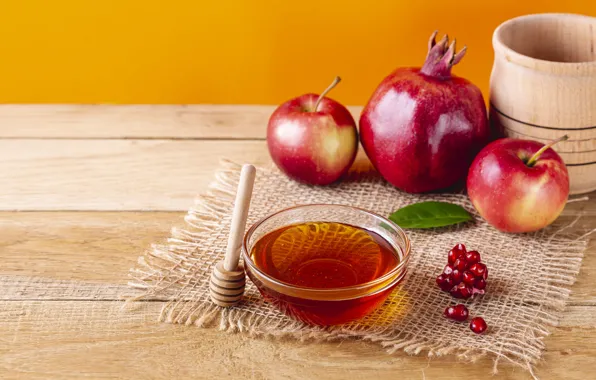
xmin=313 ymin=76 xmax=341 ymax=112
xmin=526 ymin=135 xmax=569 ymax=167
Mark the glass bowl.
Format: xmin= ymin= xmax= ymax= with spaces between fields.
xmin=242 ymin=204 xmax=411 ymax=326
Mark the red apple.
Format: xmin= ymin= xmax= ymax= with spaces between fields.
xmin=267 ymin=77 xmax=358 ymax=185
xmin=467 ymin=136 xmax=570 ymax=233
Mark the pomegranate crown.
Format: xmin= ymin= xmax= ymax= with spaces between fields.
xmin=420 ymin=31 xmax=467 ymax=79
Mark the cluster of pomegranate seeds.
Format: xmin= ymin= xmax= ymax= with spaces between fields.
xmin=436 ymin=243 xmax=488 ymax=299
xmin=439 ymin=244 xmax=490 ymax=334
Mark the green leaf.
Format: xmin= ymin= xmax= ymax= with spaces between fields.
xmin=388 ymin=201 xmax=473 ymax=229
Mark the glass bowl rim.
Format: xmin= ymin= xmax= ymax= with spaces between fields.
xmin=241 ymin=203 xmax=411 ymax=295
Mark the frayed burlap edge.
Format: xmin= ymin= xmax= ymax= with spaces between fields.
xmin=125 ymin=159 xmax=591 ymax=379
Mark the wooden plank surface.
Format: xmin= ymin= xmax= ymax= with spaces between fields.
xmin=0 ymin=105 xmax=362 ymax=139
xmin=0 ymin=105 xmax=272 ymax=139
xmin=0 ymin=212 xmax=177 ymax=283
xmin=0 ymin=105 xmax=595 ymax=380
xmin=0 ymin=139 xmax=374 ymax=211
xmin=0 ymin=140 xmax=271 ymax=211
xmin=1 ymin=301 xmax=595 ymax=380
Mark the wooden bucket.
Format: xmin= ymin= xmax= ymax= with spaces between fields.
xmin=489 ymin=13 xmax=596 ymax=194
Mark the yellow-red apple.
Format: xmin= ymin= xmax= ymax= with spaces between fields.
xmin=267 ymin=77 xmax=358 ymax=185
xmin=467 ymin=136 xmax=569 ymax=233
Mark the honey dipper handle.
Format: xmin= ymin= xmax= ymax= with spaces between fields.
xmin=223 ymin=164 xmax=256 ymax=272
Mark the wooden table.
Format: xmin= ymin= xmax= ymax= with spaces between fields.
xmin=1 ymin=105 xmax=595 ymax=379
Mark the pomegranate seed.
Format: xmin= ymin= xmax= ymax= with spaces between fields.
xmin=474 ymin=278 xmax=486 ymax=290
xmin=436 ymin=274 xmax=453 ymax=291
xmin=465 ymin=250 xmax=481 ymax=265
xmin=459 ymin=284 xmax=472 ymax=298
xmin=443 ymin=264 xmax=454 ymax=275
xmin=452 ymin=243 xmax=466 ymax=256
xmin=469 ymin=263 xmax=488 ymax=280
xmin=448 ymin=250 xmax=459 ymax=264
xmin=453 ymin=257 xmax=467 ymax=271
xmin=451 ymin=269 xmax=463 ymax=284
xmin=450 ymin=282 xmax=472 ymax=299
xmin=444 ymin=304 xmax=469 ymax=321
xmin=463 ymin=271 xmax=475 ymax=285
xmin=470 ymin=317 xmax=487 ymax=334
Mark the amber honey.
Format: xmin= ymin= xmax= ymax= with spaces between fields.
xmin=247 ymin=221 xmax=402 ymax=325
xmin=251 ymin=221 xmax=399 ymax=288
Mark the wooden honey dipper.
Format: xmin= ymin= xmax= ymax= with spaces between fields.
xmin=209 ymin=164 xmax=256 ymax=307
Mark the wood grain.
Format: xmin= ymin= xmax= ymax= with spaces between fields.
xmin=0 ymin=139 xmax=374 ymax=211
xmin=0 ymin=212 xmax=180 ymax=283
xmin=0 ymin=301 xmax=595 ymax=380
xmin=0 ymin=105 xmax=363 ymax=139
xmin=0 ymin=140 xmax=271 ymax=211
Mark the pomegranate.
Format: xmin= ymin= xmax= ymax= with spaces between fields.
xmin=444 ymin=304 xmax=469 ymax=322
xmin=470 ymin=317 xmax=488 ymax=334
xmin=359 ymin=32 xmax=490 ymax=193
xmin=436 ymin=243 xmax=488 ymax=299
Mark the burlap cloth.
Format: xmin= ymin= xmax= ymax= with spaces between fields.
xmin=127 ymin=159 xmax=590 ymax=378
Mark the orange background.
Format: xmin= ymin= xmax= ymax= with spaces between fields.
xmin=0 ymin=1 xmax=594 ymax=105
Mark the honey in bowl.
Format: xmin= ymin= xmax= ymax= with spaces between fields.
xmin=251 ymin=221 xmax=399 ymax=288
xmin=246 ymin=220 xmax=405 ymax=325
